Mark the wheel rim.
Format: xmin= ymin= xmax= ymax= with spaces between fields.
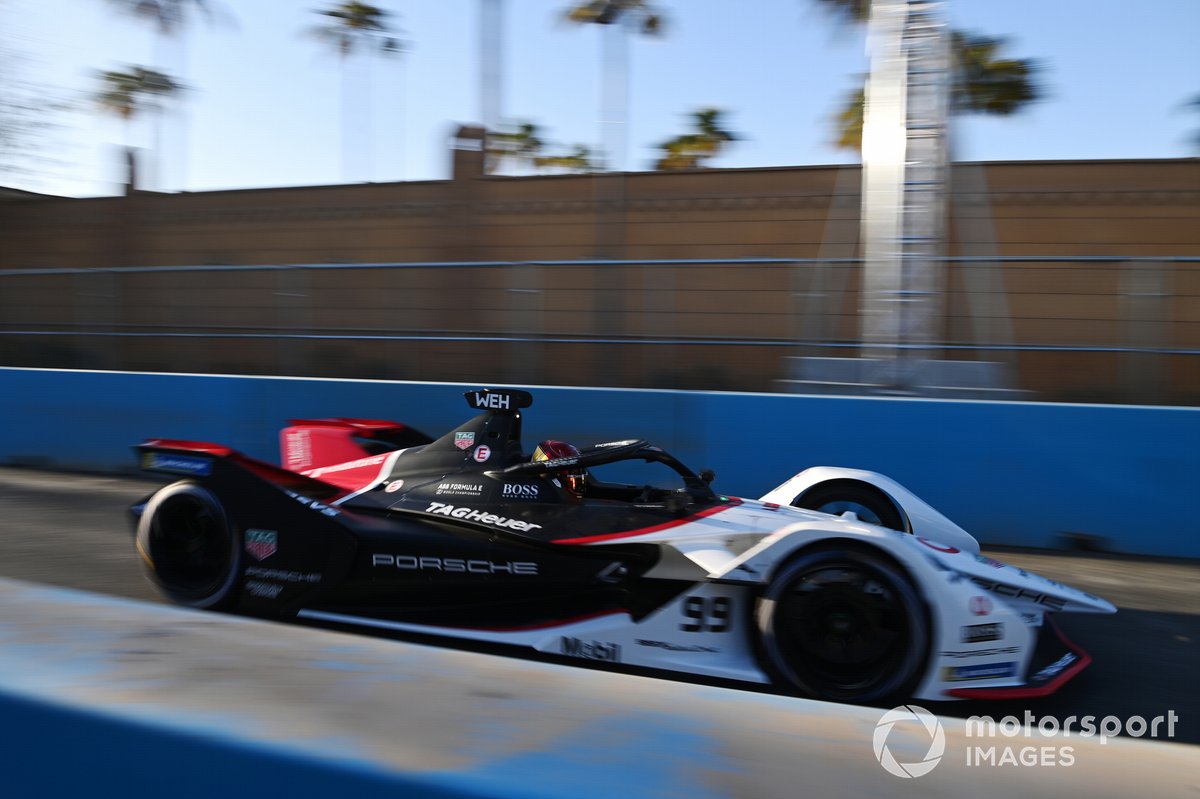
xmin=774 ymin=561 xmax=914 ymax=697
xmin=147 ymin=494 xmax=232 ymax=598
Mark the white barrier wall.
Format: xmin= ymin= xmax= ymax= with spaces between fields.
xmin=2 ymin=367 xmax=1197 ymax=556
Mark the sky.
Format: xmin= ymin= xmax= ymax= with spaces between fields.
xmin=2 ymin=0 xmax=1198 ymax=197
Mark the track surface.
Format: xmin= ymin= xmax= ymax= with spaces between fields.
xmin=1 ymin=467 xmax=1196 ymax=743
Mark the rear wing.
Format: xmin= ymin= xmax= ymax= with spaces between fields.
xmin=137 ymin=439 xmax=342 ymax=500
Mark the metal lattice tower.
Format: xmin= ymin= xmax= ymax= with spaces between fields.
xmin=859 ymin=0 xmax=951 ymax=386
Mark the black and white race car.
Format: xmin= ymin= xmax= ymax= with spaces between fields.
xmin=133 ymin=388 xmax=1114 ymax=703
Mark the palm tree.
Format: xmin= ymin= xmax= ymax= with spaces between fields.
xmin=812 ymin=0 xmax=870 ymax=23
xmin=96 ymin=66 xmax=183 ymax=121
xmin=487 ymin=122 xmax=596 ymax=174
xmin=486 ymin=121 xmax=545 ymax=173
xmin=564 ymin=1 xmax=664 ymax=171
xmin=565 ymin=0 xmax=663 ymax=31
xmin=95 ymin=66 xmax=184 ymax=178
xmin=951 ymin=32 xmax=1040 ymax=114
xmin=106 ymin=0 xmax=212 ymax=36
xmin=536 ymin=144 xmax=596 ymax=173
xmin=654 ymin=107 xmax=739 ymax=170
xmin=833 ymin=87 xmax=867 ymax=151
xmin=310 ymin=2 xmax=404 ymax=181
xmin=106 ymin=0 xmax=230 ymax=190
xmin=311 ymin=2 xmax=402 ymax=56
xmin=105 ymin=0 xmax=219 ymax=189
xmin=814 ymin=0 xmax=1042 ymax=150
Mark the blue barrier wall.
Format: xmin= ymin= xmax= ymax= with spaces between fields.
xmin=2 ymin=367 xmax=1197 ymax=556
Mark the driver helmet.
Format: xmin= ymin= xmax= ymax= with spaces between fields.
xmin=532 ymin=440 xmax=586 ymax=496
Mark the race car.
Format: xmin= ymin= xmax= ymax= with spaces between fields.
xmin=132 ymin=387 xmax=1115 ymax=704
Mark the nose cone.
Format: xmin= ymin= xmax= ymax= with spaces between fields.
xmin=1074 ymin=592 xmax=1117 ymax=615
xmin=907 ymin=539 xmax=1118 ymax=615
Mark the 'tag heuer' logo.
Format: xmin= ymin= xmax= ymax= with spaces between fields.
xmin=424 ymin=502 xmax=541 ymax=532
xmin=244 ymin=529 xmax=278 ymax=561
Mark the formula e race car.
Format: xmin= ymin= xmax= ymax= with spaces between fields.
xmin=132 ymin=388 xmax=1115 ymax=704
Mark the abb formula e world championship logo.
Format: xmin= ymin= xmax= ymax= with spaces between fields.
xmin=874 ymin=705 xmax=946 ymax=778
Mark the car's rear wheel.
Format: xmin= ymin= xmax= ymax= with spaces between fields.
xmin=136 ymin=481 xmax=240 ymax=610
xmin=792 ymin=482 xmax=907 ymax=531
xmin=756 ymin=548 xmax=928 ymax=703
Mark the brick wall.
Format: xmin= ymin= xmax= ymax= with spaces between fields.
xmin=1 ymin=158 xmax=1197 ymax=401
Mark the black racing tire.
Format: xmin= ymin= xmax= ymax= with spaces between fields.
xmin=135 ymin=481 xmax=240 ymax=610
xmin=756 ymin=547 xmax=929 ymax=703
xmin=792 ymin=481 xmax=908 ymax=532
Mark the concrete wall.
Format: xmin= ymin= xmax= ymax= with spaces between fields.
xmin=2 ymin=368 xmax=1196 ymax=557
xmin=5 ymin=578 xmax=1195 ymax=798
xmin=3 ymin=160 xmax=1198 ymax=267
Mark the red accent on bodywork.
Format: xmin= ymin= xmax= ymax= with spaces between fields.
xmin=918 ymin=537 xmax=961 ymax=554
xmin=142 ymin=439 xmax=233 ymax=457
xmin=553 ymin=498 xmax=744 ymax=545
xmin=301 ymin=453 xmax=391 ymax=494
xmin=289 ymin=417 xmax=407 ymax=431
xmin=944 ymin=617 xmax=1092 ymax=700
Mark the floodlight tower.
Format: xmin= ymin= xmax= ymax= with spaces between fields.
xmin=858 ymin=0 xmax=951 ymax=389
xmin=480 ymin=0 xmax=503 ymax=171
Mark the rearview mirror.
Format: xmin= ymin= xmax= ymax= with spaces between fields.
xmin=699 ymin=468 xmax=716 ymax=485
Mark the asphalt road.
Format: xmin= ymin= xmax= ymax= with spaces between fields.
xmin=1 ymin=466 xmax=1196 ymax=744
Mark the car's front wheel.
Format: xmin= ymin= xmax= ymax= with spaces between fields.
xmin=135 ymin=481 xmax=240 ymax=610
xmin=792 ymin=481 xmax=907 ymax=532
xmin=756 ymin=548 xmax=928 ymax=703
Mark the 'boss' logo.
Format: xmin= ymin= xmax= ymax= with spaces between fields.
xmin=502 ymin=484 xmax=540 ymax=499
